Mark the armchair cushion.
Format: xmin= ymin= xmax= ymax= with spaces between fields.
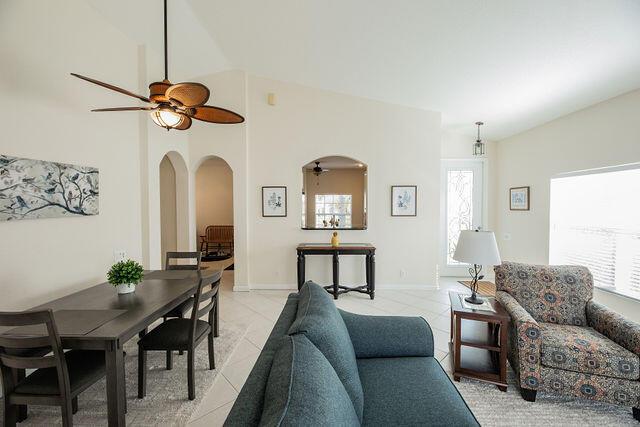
xmin=339 ymin=310 xmax=434 ymax=358
xmin=587 ymin=300 xmax=640 ymax=354
xmin=539 ymin=323 xmax=639 ymax=380
xmin=495 ymin=261 xmax=592 ymax=326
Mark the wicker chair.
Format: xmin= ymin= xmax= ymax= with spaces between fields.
xmin=495 ymin=261 xmax=640 ymax=420
xmin=200 ymin=225 xmax=234 ymax=255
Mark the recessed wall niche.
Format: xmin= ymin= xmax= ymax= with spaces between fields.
xmin=301 ymin=156 xmax=367 ymax=230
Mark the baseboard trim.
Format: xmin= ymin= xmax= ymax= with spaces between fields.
xmin=249 ymin=284 xmax=298 ymax=290
xmin=232 ymin=284 xmax=250 ymax=292
xmin=246 ymin=283 xmax=439 ymax=291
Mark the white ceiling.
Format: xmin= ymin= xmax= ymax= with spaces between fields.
xmin=88 ymin=0 xmax=640 ymax=140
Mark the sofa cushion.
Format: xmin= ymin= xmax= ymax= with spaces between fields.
xmin=357 ymin=357 xmax=478 ymax=426
xmin=260 ymin=334 xmax=360 ymax=427
xmin=494 ymin=261 xmax=592 ymax=326
xmin=288 ymin=281 xmax=364 ymax=421
xmin=225 ymin=294 xmax=300 ymax=427
xmin=540 ymin=322 xmax=640 ymax=380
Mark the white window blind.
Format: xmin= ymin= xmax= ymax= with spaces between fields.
xmin=549 ymin=165 xmax=640 ymax=299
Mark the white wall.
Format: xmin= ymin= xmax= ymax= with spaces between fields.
xmin=247 ymin=76 xmax=442 ymax=289
xmin=159 ymin=156 xmax=177 ymax=263
xmin=195 ymin=157 xmax=234 ymax=244
xmin=495 ymin=89 xmax=640 ymax=321
xmin=0 ymin=0 xmax=143 ymax=309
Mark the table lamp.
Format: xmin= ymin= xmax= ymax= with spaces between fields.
xmin=453 ymin=230 xmax=501 ymax=305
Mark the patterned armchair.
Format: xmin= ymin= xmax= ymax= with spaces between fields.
xmin=495 ymin=261 xmax=640 ymax=420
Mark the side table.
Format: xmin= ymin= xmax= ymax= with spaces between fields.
xmin=448 ymin=292 xmax=509 ymax=391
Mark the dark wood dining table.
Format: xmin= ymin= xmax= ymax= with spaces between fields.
xmin=0 ymin=269 xmax=221 ymax=426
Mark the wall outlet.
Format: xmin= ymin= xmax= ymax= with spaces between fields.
xmin=400 ymin=269 xmax=407 ymax=278
xmin=503 ymin=233 xmax=512 ymax=241
xmin=113 ymin=250 xmax=127 ymax=262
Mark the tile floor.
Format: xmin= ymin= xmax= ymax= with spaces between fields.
xmin=188 ymin=272 xmax=468 ymax=425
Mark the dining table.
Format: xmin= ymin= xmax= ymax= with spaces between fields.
xmin=0 ymin=269 xmax=222 ymax=426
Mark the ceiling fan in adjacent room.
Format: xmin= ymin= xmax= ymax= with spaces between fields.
xmin=312 ymin=162 xmax=330 ymax=177
xmin=71 ymin=0 xmax=244 ymax=131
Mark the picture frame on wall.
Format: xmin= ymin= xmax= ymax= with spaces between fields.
xmin=262 ymin=186 xmax=287 ymax=217
xmin=391 ymin=185 xmax=417 ymax=216
xmin=510 ymin=186 xmax=530 ymax=211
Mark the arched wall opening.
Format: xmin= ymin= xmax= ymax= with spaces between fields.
xmin=195 ymin=156 xmax=235 ymax=272
xmin=159 ymin=151 xmax=190 ymax=267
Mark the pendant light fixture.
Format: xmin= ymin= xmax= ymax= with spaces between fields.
xmin=473 ymin=121 xmax=485 ymax=156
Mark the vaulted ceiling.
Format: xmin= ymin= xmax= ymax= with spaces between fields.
xmin=88 ymin=0 xmax=640 ymax=140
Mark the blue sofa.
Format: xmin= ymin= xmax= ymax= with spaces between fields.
xmin=225 ymin=282 xmax=478 ymax=426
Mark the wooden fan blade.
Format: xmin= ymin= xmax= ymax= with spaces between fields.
xmin=190 ymin=105 xmax=244 ymax=124
xmin=71 ymin=73 xmax=151 ymax=103
xmin=165 ymin=82 xmax=210 ymax=107
xmin=91 ymin=107 xmax=154 ymax=112
xmin=174 ymin=115 xmax=192 ymax=130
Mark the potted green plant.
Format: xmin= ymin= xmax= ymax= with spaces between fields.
xmin=108 ymin=259 xmax=144 ymax=294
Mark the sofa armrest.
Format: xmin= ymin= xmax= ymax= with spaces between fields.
xmin=339 ymin=309 xmax=433 ymax=358
xmin=587 ymin=300 xmax=640 ymax=354
xmin=495 ymin=291 xmax=542 ymax=390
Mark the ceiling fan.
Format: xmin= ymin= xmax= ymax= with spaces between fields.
xmin=312 ymin=162 xmax=330 ymax=177
xmin=71 ymin=0 xmax=244 ymax=131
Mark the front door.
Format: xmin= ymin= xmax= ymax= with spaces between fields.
xmin=440 ymin=160 xmax=484 ymax=276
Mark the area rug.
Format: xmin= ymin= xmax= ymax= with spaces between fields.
xmin=455 ymin=367 xmax=636 ymax=426
xmin=8 ymin=322 xmax=245 ymax=426
xmin=458 ymin=280 xmax=496 ymax=296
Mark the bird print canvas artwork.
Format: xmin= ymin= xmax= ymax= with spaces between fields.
xmin=0 ymin=155 xmax=99 ymax=221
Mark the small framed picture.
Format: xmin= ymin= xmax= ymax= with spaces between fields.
xmin=510 ymin=186 xmax=530 ymax=211
xmin=391 ymin=185 xmax=417 ymax=216
xmin=262 ymin=186 xmax=287 ymax=217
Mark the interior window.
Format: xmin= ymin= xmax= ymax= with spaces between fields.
xmin=315 ymin=194 xmax=352 ymax=228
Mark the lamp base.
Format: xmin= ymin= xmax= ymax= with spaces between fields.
xmin=465 ymin=294 xmax=485 ymax=305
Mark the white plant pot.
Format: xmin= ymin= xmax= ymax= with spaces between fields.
xmin=115 ymin=283 xmax=136 ymax=294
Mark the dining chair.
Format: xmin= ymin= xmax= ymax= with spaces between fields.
xmin=0 ymin=310 xmax=106 ymax=427
xmin=138 ymin=271 xmax=220 ymax=400
xmin=163 ymin=251 xmax=202 ymax=364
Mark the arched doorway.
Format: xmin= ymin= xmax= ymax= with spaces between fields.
xmin=195 ymin=156 xmax=235 ymax=276
xmin=159 ymin=151 xmax=190 ymax=267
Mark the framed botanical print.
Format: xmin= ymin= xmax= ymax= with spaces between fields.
xmin=262 ymin=186 xmax=287 ymax=217
xmin=510 ymin=186 xmax=530 ymax=211
xmin=391 ymin=185 xmax=417 ymax=216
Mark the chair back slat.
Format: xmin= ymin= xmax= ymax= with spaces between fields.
xmin=165 ymin=251 xmax=201 ymax=271
xmin=189 ymin=271 xmax=222 ymax=340
xmin=0 ymin=334 xmax=51 ymax=349
xmin=0 ymin=353 xmax=57 ymax=369
xmin=0 ymin=310 xmax=71 ymax=398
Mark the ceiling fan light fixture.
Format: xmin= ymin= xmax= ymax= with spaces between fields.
xmin=150 ymin=107 xmax=184 ymax=129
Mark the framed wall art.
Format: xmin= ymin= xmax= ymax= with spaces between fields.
xmin=0 ymin=154 xmax=99 ymax=221
xmin=262 ymin=186 xmax=287 ymax=217
xmin=510 ymin=186 xmax=530 ymax=211
xmin=391 ymin=185 xmax=417 ymax=216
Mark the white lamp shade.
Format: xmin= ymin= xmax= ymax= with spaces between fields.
xmin=453 ymin=230 xmax=501 ymax=266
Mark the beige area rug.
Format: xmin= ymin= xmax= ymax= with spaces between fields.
xmin=6 ymin=322 xmax=245 ymax=426
xmin=455 ymin=366 xmax=636 ymax=426
xmin=458 ymin=280 xmax=497 ymax=297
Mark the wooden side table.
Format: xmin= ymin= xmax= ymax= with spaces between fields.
xmin=448 ymin=292 xmax=509 ymax=391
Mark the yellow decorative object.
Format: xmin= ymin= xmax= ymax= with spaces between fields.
xmin=331 ymin=231 xmax=340 ymax=247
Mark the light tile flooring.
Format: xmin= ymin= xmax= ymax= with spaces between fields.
xmin=188 ymin=271 xmax=467 ymax=425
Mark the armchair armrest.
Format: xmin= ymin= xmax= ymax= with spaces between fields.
xmin=587 ymin=300 xmax=640 ymax=354
xmin=495 ymin=291 xmax=542 ymax=390
xmin=339 ymin=309 xmax=433 ymax=358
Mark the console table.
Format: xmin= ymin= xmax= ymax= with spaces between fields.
xmin=296 ymin=243 xmax=376 ymax=299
